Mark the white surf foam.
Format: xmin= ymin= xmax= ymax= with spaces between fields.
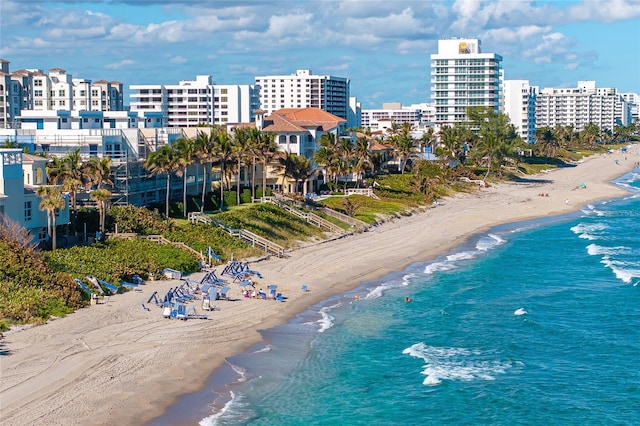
xmin=477 ymin=233 xmax=505 ymax=251
xmin=571 ymin=222 xmax=608 ymax=240
xmin=316 ymin=305 xmax=336 ymax=333
xmin=514 ymin=308 xmax=528 ymax=316
xmin=403 ymin=342 xmax=511 ymax=386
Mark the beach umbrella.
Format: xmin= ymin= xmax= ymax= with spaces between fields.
xmin=239 ymin=280 xmax=254 ymax=287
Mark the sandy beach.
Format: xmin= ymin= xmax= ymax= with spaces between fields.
xmin=1 ymin=148 xmax=638 ymax=426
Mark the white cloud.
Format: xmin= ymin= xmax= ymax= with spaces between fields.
xmin=106 ymin=59 xmax=135 ymax=70
xmin=169 ymin=56 xmax=188 ymax=65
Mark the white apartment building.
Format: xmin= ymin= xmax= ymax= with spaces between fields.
xmin=349 ymin=96 xmax=361 ymax=129
xmin=255 ymin=70 xmax=350 ymax=123
xmin=621 ymin=92 xmax=639 ymax=123
xmin=213 ymin=84 xmax=260 ymax=125
xmin=130 ymin=75 xmax=258 ymax=127
xmin=503 ymin=80 xmax=537 ymax=143
xmin=361 ymin=102 xmax=422 ymax=131
xmin=536 ymin=81 xmax=630 ymax=132
xmin=430 ymin=38 xmax=503 ymax=126
xmin=0 ymin=59 xmax=124 ymax=129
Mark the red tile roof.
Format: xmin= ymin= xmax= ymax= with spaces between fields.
xmin=263 ymin=107 xmax=345 ymax=133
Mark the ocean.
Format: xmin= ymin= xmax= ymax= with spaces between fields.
xmin=151 ymin=170 xmax=640 ymax=426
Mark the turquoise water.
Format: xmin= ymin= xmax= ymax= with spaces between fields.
xmin=153 ymin=171 xmax=640 ymax=426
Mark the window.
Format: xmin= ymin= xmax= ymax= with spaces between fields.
xmin=59 ymin=100 xmax=66 ymax=106
xmin=24 ymin=201 xmax=32 ymax=221
xmin=278 ymin=135 xmax=286 ymax=144
xmin=58 ymin=90 xmax=65 ymax=97
xmin=34 ymin=90 xmax=43 ymax=97
xmin=34 ymin=80 xmax=42 ymax=86
xmin=221 ymin=88 xmax=228 ymax=94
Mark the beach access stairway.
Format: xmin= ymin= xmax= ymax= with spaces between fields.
xmin=107 ymin=233 xmax=203 ymax=258
xmin=187 ymin=212 xmax=285 ymax=258
xmin=263 ymin=194 xmax=370 ymax=233
xmin=261 ymin=195 xmax=349 ymax=235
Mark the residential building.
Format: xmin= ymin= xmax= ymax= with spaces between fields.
xmin=361 ymin=102 xmax=422 ymax=131
xmin=348 ymin=96 xmax=361 ymax=129
xmin=213 ymin=84 xmax=260 ymax=125
xmin=255 ymin=70 xmax=350 ymax=123
xmin=430 ymin=38 xmax=503 ymax=126
xmin=0 ymin=148 xmax=70 ymax=243
xmin=130 ymin=75 xmax=258 ymax=127
xmin=251 ymin=107 xmax=346 ymax=193
xmin=0 ymin=59 xmax=124 ymax=129
xmin=620 ymin=92 xmax=639 ymax=123
xmin=503 ymin=80 xmax=537 ymax=143
xmin=535 ymin=81 xmax=630 ymax=132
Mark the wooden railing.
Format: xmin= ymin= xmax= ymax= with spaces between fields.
xmin=264 ymin=195 xmax=346 ymax=235
xmin=106 ymin=233 xmax=203 ymax=258
xmin=317 ymin=207 xmax=370 ymax=232
xmin=188 ymin=212 xmax=285 ymax=258
xmin=345 ymin=188 xmax=379 ymax=199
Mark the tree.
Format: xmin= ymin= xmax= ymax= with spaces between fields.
xmin=90 ymin=188 xmax=111 ymax=239
xmin=36 ymin=185 xmax=66 ymax=250
xmin=535 ymin=127 xmax=557 ymax=157
xmin=467 ymin=106 xmax=522 ymax=180
xmin=46 ymin=149 xmax=85 ymax=236
xmin=256 ymin=131 xmax=278 ymax=199
xmin=580 ymin=123 xmax=601 ymax=148
xmin=232 ymin=127 xmax=251 ymax=205
xmin=83 ymin=157 xmax=113 ymax=190
xmin=145 ymin=145 xmax=181 ymax=219
xmin=214 ymin=130 xmax=234 ymax=211
xmin=291 ymin=154 xmax=313 ymax=194
xmin=194 ymin=129 xmax=218 ymax=213
xmin=172 ymin=137 xmax=195 ymax=218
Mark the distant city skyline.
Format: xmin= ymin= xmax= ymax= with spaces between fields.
xmin=1 ymin=0 xmax=639 ymax=109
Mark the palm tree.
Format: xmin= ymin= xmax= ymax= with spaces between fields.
xmin=314 ymin=133 xmax=343 ymax=189
xmin=194 ymin=129 xmax=217 ymax=213
xmin=580 ymin=123 xmax=601 ymax=148
xmin=352 ymin=136 xmax=372 ymax=186
xmin=277 ymin=151 xmax=298 ymax=193
xmin=172 ymin=137 xmax=195 ymax=218
xmin=291 ymin=154 xmax=313 ymax=195
xmin=145 ymin=145 xmax=181 ymax=219
xmin=214 ymin=130 xmax=234 ymax=211
xmin=535 ymin=127 xmax=557 ymax=157
xmin=256 ymin=131 xmax=278 ymax=199
xmin=46 ymin=149 xmax=85 ymax=236
xmin=232 ymin=127 xmax=251 ymax=205
xmin=36 ymin=185 xmax=66 ymax=250
xmin=90 ymin=188 xmax=111 ymax=240
xmin=83 ymin=157 xmax=113 ymax=190
xmin=246 ymin=127 xmax=263 ymax=201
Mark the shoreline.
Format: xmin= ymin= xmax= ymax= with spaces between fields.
xmin=1 ymin=148 xmax=638 ymax=425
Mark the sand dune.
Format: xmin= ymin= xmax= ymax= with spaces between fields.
xmin=1 ymin=148 xmax=637 ymax=425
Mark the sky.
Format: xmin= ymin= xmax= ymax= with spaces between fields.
xmin=1 ymin=0 xmax=639 ymax=109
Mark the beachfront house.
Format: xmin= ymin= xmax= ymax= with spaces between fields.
xmin=0 ymin=148 xmax=70 ymax=244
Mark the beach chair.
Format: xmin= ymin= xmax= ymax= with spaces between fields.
xmin=120 ymin=280 xmax=142 ymax=291
xmin=218 ymin=286 xmax=231 ymax=300
xmin=301 ymin=284 xmax=308 ymax=292
xmin=97 ymin=279 xmax=119 ymax=295
xmin=276 ymin=294 xmax=284 ymax=302
xmin=74 ymin=278 xmax=92 ymax=295
xmin=141 ymin=303 xmax=150 ymax=311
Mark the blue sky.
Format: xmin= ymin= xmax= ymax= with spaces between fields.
xmin=1 ymin=0 xmax=639 ymax=109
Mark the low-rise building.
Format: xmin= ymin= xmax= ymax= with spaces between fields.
xmin=0 ymin=149 xmax=70 ymax=243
